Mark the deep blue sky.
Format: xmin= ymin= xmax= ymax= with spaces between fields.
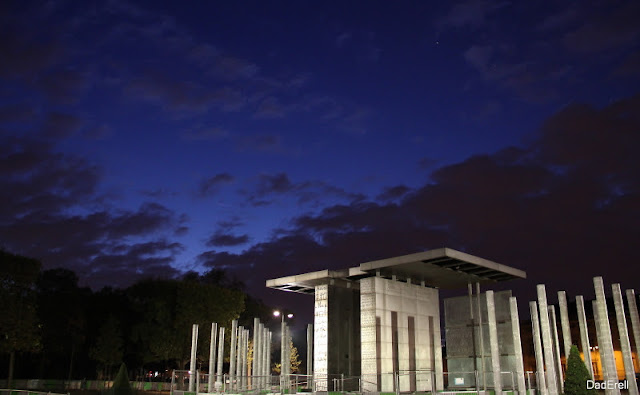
xmin=2 ymin=0 xmax=640 ymax=320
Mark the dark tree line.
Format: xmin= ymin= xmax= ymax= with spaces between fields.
xmin=1 ymin=250 xmax=273 ymax=382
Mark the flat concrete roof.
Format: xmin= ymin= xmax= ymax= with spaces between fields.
xmin=266 ymin=247 xmax=526 ymax=294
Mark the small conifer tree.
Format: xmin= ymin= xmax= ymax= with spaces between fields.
xmin=112 ymin=363 xmax=133 ymax=395
xmin=564 ymin=345 xmax=596 ymax=395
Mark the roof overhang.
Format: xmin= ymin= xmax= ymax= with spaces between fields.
xmin=266 ymin=247 xmax=526 ymax=294
xmin=358 ymin=247 xmax=526 ymax=289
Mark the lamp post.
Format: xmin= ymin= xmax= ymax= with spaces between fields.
xmin=273 ymin=311 xmax=294 ymax=387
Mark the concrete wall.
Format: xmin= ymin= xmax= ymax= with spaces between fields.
xmin=360 ymin=276 xmax=442 ymax=392
xmin=314 ymin=281 xmax=361 ymax=391
xmin=445 ymin=290 xmax=515 ymax=389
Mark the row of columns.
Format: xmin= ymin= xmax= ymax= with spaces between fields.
xmin=528 ymin=278 xmax=640 ymax=395
xmin=189 ymin=320 xmax=271 ymax=393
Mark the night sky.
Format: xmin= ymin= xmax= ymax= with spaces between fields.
xmin=2 ymin=0 xmax=640 ymax=324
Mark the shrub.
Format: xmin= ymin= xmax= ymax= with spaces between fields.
xmin=564 ymin=345 xmax=596 ymax=395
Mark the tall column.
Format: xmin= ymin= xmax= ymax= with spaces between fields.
xmin=509 ymin=297 xmax=526 ymax=395
xmin=530 ymin=301 xmax=547 ymax=395
xmin=189 ymin=324 xmax=199 ymax=392
xmin=267 ymin=331 xmax=273 ymax=387
xmin=558 ymin=291 xmax=572 ymax=363
xmin=548 ymin=306 xmax=564 ymax=393
xmin=208 ymin=323 xmax=218 ymax=392
xmin=476 ymin=283 xmax=486 ymax=391
xmin=486 ymin=291 xmax=502 ymax=395
xmin=229 ymin=320 xmax=238 ymax=390
xmin=537 ymin=285 xmax=559 ymax=395
xmin=252 ymin=318 xmax=260 ymax=389
xmin=307 ymin=324 xmax=313 ymax=378
xmin=593 ymin=277 xmax=620 ymax=395
xmin=263 ymin=328 xmax=269 ymax=388
xmin=612 ymin=284 xmax=639 ymax=395
xmin=626 ymin=290 xmax=640 ymax=372
xmin=236 ymin=326 xmax=243 ymax=388
xmin=242 ymin=329 xmax=248 ymax=390
xmin=216 ymin=327 xmax=225 ymax=389
xmin=256 ymin=323 xmax=264 ymax=388
xmin=281 ymin=321 xmax=286 ymax=379
xmin=576 ymin=296 xmax=594 ymax=378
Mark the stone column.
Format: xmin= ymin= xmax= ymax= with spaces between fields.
xmin=189 ymin=324 xmax=199 ymax=392
xmin=267 ymin=331 xmax=273 ymax=387
xmin=252 ymin=318 xmax=259 ymax=389
xmin=307 ymin=324 xmax=313 ymax=378
xmin=530 ymin=301 xmax=547 ymax=395
xmin=208 ymin=323 xmax=218 ymax=392
xmin=242 ymin=329 xmax=248 ymax=390
xmin=314 ymin=284 xmax=329 ymax=391
xmin=476 ymin=283 xmax=486 ymax=391
xmin=558 ymin=291 xmax=572 ymax=363
xmin=486 ymin=291 xmax=502 ymax=395
xmin=509 ymin=297 xmax=526 ymax=395
xmin=236 ymin=326 xmax=243 ymax=389
xmin=257 ymin=323 xmax=264 ymax=388
xmin=537 ymin=284 xmax=558 ymax=395
xmin=593 ymin=277 xmax=620 ymax=395
xmin=229 ymin=320 xmax=238 ymax=390
xmin=216 ymin=327 xmax=225 ymax=389
xmin=548 ymin=306 xmax=564 ymax=393
xmin=626 ymin=290 xmax=640 ymax=372
xmin=576 ymin=296 xmax=594 ymax=379
xmin=612 ymin=284 xmax=639 ymax=395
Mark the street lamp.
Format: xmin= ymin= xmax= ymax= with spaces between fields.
xmin=273 ymin=310 xmax=294 ymax=383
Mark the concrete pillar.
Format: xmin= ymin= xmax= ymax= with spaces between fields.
xmin=281 ymin=321 xmax=286 ymax=379
xmin=242 ymin=329 xmax=248 ymax=390
xmin=307 ymin=324 xmax=313 ymax=378
xmin=509 ymin=297 xmax=526 ymax=395
xmin=530 ymin=301 xmax=547 ymax=395
xmin=476 ymin=283 xmax=486 ymax=391
xmin=612 ymin=284 xmax=639 ymax=395
xmin=236 ymin=325 xmax=243 ymax=389
xmin=548 ymin=306 xmax=564 ymax=393
xmin=257 ymin=323 xmax=264 ymax=388
xmin=263 ymin=328 xmax=269 ymax=388
xmin=216 ymin=326 xmax=225 ymax=389
xmin=229 ymin=320 xmax=238 ymax=390
xmin=576 ymin=296 xmax=594 ymax=379
xmin=486 ymin=291 xmax=502 ymax=395
xmin=208 ymin=323 xmax=218 ymax=392
xmin=267 ymin=331 xmax=273 ymax=386
xmin=537 ymin=284 xmax=559 ymax=395
xmin=189 ymin=324 xmax=199 ymax=392
xmin=252 ymin=319 xmax=260 ymax=389
xmin=558 ymin=291 xmax=572 ymax=363
xmin=626 ymin=290 xmax=640 ymax=372
xmin=593 ymin=277 xmax=620 ymax=395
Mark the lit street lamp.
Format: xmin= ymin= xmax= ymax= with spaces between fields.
xmin=273 ymin=310 xmax=294 ymax=381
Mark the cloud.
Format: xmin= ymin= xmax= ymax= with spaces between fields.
xmin=563 ymin=1 xmax=640 ymax=54
xmin=199 ymin=94 xmax=640 ymax=305
xmin=206 ymin=232 xmax=250 ymax=247
xmin=436 ymin=0 xmax=508 ymax=30
xmin=0 ymin=135 xmax=187 ymax=289
xmin=37 ymin=69 xmax=90 ymax=104
xmin=42 ymin=112 xmax=84 ymax=139
xmin=199 ymin=173 xmax=234 ymax=197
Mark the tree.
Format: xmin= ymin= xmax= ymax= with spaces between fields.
xmin=111 ymin=363 xmax=133 ymax=395
xmin=0 ymin=250 xmax=41 ymax=387
xmin=89 ymin=315 xmax=123 ymax=379
xmin=564 ymin=344 xmax=596 ymax=395
xmin=37 ymin=268 xmax=89 ymax=380
xmin=272 ymin=338 xmax=301 ymax=374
